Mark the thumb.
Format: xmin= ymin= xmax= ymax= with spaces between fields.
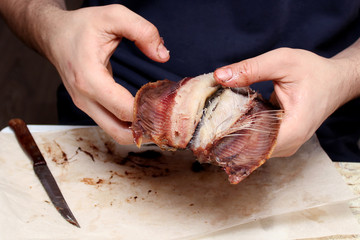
xmin=214 ymin=48 xmax=289 ymax=87
xmin=105 ymin=4 xmax=170 ymax=63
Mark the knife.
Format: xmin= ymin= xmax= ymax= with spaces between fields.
xmin=8 ymin=118 xmax=80 ymax=228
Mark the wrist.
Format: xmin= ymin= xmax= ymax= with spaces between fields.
xmin=0 ymin=1 xmax=67 ymax=59
xmin=331 ymin=56 xmax=360 ymax=107
xmin=331 ymin=39 xmax=360 ymax=105
xmin=24 ymin=2 xmax=67 ymax=58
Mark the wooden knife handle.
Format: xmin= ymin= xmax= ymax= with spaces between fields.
xmin=8 ymin=118 xmax=47 ymax=166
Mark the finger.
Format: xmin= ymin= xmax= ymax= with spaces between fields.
xmin=270 ymin=102 xmax=313 ymax=158
xmin=107 ymin=61 xmax=113 ymax=76
xmin=83 ymin=99 xmax=134 ymax=144
xmin=214 ymin=48 xmax=294 ymax=87
xmin=271 ymin=116 xmax=299 ymax=158
xmin=271 ymin=122 xmax=303 ymax=158
xmin=104 ymin=4 xmax=170 ymax=62
xmin=84 ymin=65 xmax=135 ymax=122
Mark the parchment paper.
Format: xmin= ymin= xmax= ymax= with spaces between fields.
xmin=0 ymin=127 xmax=359 ymax=239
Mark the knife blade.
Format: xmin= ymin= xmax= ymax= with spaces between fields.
xmin=8 ymin=118 xmax=80 ymax=228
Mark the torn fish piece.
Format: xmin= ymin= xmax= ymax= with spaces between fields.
xmin=132 ymin=73 xmax=282 ymax=184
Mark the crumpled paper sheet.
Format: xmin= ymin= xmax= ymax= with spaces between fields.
xmin=200 ymin=202 xmax=360 ymax=240
xmin=0 ymin=127 xmax=359 ymax=240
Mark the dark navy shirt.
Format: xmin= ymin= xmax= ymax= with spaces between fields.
xmin=57 ymin=0 xmax=360 ymax=162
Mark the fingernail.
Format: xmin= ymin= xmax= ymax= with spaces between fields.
xmin=215 ymin=68 xmax=233 ymax=82
xmin=157 ymin=42 xmax=170 ymax=59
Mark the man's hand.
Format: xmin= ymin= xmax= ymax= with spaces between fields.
xmin=214 ymin=47 xmax=360 ymax=157
xmin=43 ymin=5 xmax=169 ymax=144
xmin=0 ymin=2 xmax=170 ymax=144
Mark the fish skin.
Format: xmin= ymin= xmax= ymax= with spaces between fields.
xmin=133 ymin=73 xmax=219 ymax=149
xmin=192 ymin=98 xmax=282 ymax=184
xmin=132 ymin=73 xmax=282 ymax=184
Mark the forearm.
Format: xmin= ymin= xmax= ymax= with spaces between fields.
xmin=0 ymin=0 xmax=66 ymax=56
xmin=331 ymin=38 xmax=360 ymax=105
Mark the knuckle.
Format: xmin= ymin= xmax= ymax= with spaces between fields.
xmin=105 ymin=4 xmax=127 ymax=15
xmin=276 ymin=47 xmax=297 ymax=65
xmin=285 ymin=146 xmax=301 ymax=157
xmin=285 ymin=134 xmax=308 ymax=157
xmin=240 ymin=59 xmax=254 ymax=75
xmin=282 ymin=150 xmax=297 ymax=158
xmin=71 ymin=95 xmax=86 ymax=110
xmin=238 ymin=59 xmax=258 ymax=83
xmin=138 ymin=21 xmax=159 ymax=42
xmin=277 ymin=47 xmax=294 ymax=57
xmin=73 ymin=74 xmax=91 ymax=96
xmin=112 ymin=104 xmax=124 ymax=118
xmin=123 ymin=16 xmax=160 ymax=45
xmin=112 ymin=133 xmax=128 ymax=145
xmin=276 ymin=144 xmax=300 ymax=158
xmin=109 ymin=127 xmax=133 ymax=145
xmin=114 ymin=105 xmax=131 ymax=121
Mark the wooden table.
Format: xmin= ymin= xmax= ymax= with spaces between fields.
xmin=308 ymin=162 xmax=360 ymax=240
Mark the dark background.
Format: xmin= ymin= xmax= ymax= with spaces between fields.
xmin=0 ymin=0 xmax=83 ymax=130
